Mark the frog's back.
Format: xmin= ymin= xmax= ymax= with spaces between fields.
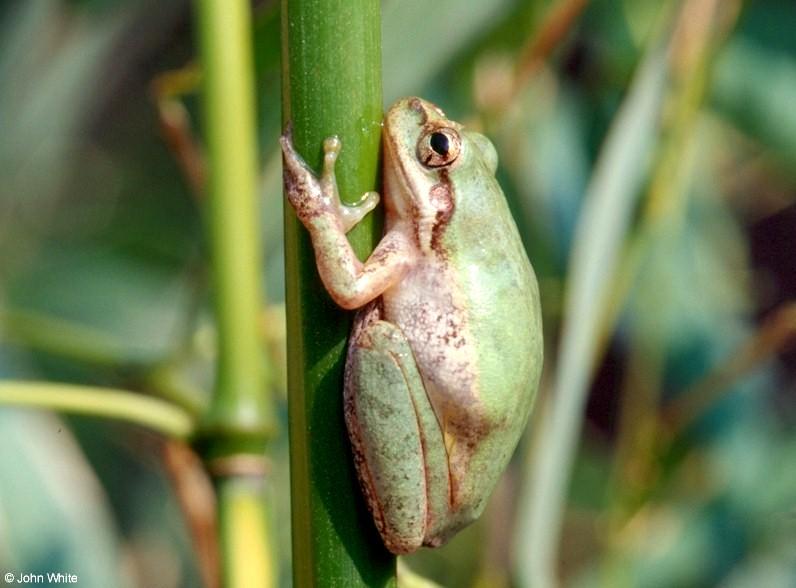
xmin=446 ymin=168 xmax=542 ymax=420
xmin=441 ymin=157 xmax=543 ymax=522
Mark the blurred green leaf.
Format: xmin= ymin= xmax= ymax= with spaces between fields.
xmin=4 ymin=248 xmax=192 ymax=366
xmin=0 ymin=410 xmax=131 ymax=588
xmin=515 ymin=20 xmax=671 ymax=585
xmin=382 ymin=0 xmax=517 ymax=102
xmin=0 ymin=1 xmax=131 ymax=262
xmin=712 ymin=38 xmax=796 ymax=171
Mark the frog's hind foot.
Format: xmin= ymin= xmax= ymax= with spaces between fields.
xmin=343 ymin=301 xmax=426 ymax=554
xmin=343 ymin=301 xmax=453 ymax=554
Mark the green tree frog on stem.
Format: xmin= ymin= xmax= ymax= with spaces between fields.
xmin=281 ymin=97 xmax=543 ymax=554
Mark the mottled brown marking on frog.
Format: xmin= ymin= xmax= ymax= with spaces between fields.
xmin=282 ymin=158 xmax=325 ymax=223
xmin=409 ymin=98 xmax=428 ymax=123
xmin=430 ymin=169 xmax=455 ymax=255
xmin=363 ymin=239 xmax=399 ymax=274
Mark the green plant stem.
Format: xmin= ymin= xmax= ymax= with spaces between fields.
xmin=0 ymin=380 xmax=194 ymax=439
xmin=197 ymin=0 xmax=272 ymax=450
xmin=217 ymin=475 xmax=276 ymax=588
xmin=195 ymin=1 xmax=275 ymax=587
xmin=281 ymin=0 xmax=395 ymax=585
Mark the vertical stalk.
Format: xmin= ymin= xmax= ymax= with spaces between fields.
xmin=196 ymin=1 xmax=275 ymax=587
xmin=217 ymin=476 xmax=276 ymax=588
xmin=281 ymin=0 xmax=395 ymax=586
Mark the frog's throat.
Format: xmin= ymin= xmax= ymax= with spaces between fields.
xmin=382 ymin=136 xmax=432 ymax=254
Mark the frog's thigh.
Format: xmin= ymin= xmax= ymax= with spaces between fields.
xmin=344 ymin=317 xmax=448 ymax=554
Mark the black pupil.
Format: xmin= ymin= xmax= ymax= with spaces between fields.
xmin=429 ymin=132 xmax=449 ymax=156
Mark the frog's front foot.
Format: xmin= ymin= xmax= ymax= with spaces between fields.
xmin=280 ymin=128 xmax=329 ymax=226
xmin=280 ymin=127 xmax=380 ymax=233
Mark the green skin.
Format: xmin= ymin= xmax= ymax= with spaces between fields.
xmin=281 ymin=97 xmax=543 ymax=554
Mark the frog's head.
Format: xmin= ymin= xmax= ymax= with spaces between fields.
xmin=383 ymin=97 xmax=498 ymax=253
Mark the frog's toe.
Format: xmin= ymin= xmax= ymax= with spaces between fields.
xmin=323 ymin=135 xmax=341 ymax=158
xmin=338 ymin=191 xmax=380 ymax=233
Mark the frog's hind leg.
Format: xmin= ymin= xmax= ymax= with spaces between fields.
xmin=344 ymin=301 xmax=450 ymax=554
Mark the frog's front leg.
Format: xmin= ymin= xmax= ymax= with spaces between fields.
xmin=281 ymin=130 xmax=416 ymax=309
xmin=344 ymin=302 xmax=452 ymax=554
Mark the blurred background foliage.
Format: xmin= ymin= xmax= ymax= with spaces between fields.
xmin=0 ymin=0 xmax=794 ymax=586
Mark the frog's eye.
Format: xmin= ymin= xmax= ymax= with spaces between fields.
xmin=418 ymin=128 xmax=461 ymax=168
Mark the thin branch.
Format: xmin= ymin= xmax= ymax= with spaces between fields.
xmin=0 ymin=380 xmax=195 ymax=439
xmin=663 ymin=302 xmax=796 ymax=436
xmin=512 ymin=0 xmax=590 ymax=98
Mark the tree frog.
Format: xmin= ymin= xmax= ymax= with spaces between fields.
xmin=281 ymin=97 xmax=543 ymax=554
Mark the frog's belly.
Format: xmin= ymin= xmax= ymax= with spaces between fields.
xmin=381 ymin=262 xmax=480 ymax=413
xmin=380 ymin=256 xmax=539 ymax=536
